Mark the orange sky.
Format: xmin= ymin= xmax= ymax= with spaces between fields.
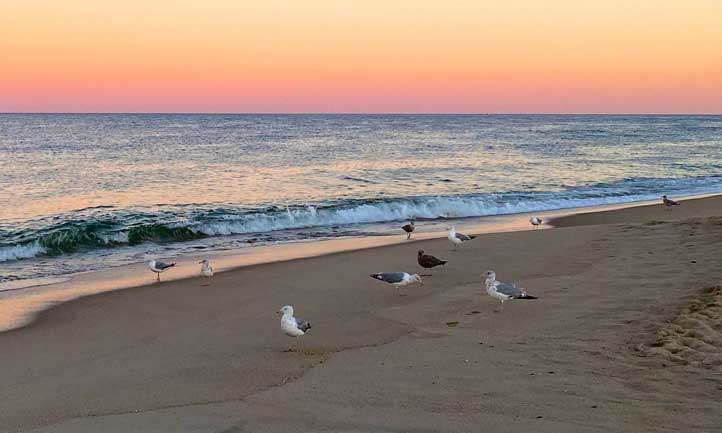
xmin=2 ymin=0 xmax=721 ymax=113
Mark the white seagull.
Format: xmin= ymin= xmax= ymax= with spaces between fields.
xmin=530 ymin=216 xmax=542 ymax=229
xmin=484 ymin=270 xmax=538 ymax=312
xmin=278 ymin=305 xmax=312 ymax=350
xmin=149 ymin=259 xmax=176 ymax=282
xmin=199 ymin=259 xmax=214 ymax=278
xmin=370 ymin=272 xmax=423 ymax=296
xmin=447 ymin=226 xmax=475 ymax=250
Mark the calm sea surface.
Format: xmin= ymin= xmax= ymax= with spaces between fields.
xmin=2 ymin=114 xmax=722 ymax=284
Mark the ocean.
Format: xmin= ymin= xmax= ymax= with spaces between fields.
xmin=2 ymin=114 xmax=722 ymax=287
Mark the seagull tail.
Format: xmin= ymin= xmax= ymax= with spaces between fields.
xmin=468 ymin=235 xmax=477 ymax=240
xmin=440 ymin=260 xmax=448 ymax=265
xmin=519 ymin=294 xmax=538 ymax=300
xmin=370 ymin=273 xmax=382 ymax=281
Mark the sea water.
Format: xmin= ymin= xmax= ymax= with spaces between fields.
xmin=2 ymin=114 xmax=722 ymax=286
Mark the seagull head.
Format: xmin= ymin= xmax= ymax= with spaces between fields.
xmin=447 ymin=225 xmax=455 ymax=232
xmin=198 ymin=259 xmax=208 ymax=264
xmin=278 ymin=305 xmax=294 ymax=316
xmin=484 ymin=270 xmax=496 ymax=281
xmin=411 ymin=274 xmax=424 ymax=285
xmin=418 ymin=250 xmax=424 ymax=256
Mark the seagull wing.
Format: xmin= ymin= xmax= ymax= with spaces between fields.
xmin=496 ymin=281 xmax=537 ymax=299
xmin=455 ymin=232 xmax=474 ymax=241
xmin=370 ymin=272 xmax=407 ymax=284
xmin=295 ymin=318 xmax=312 ymax=332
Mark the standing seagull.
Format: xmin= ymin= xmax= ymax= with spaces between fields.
xmin=417 ymin=250 xmax=447 ymax=275
xmin=199 ymin=259 xmax=214 ymax=278
xmin=662 ymin=195 xmax=680 ymax=207
xmin=401 ymin=221 xmax=415 ymax=240
xmin=278 ymin=305 xmax=311 ymax=350
xmin=149 ymin=259 xmax=175 ymax=282
xmin=447 ymin=226 xmax=475 ymax=250
xmin=483 ymin=270 xmax=538 ymax=312
xmin=530 ymin=216 xmax=542 ymax=229
xmin=370 ymin=272 xmax=423 ymax=296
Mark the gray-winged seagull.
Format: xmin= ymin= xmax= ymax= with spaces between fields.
xmin=530 ymin=216 xmax=542 ymax=229
xmin=484 ymin=270 xmax=538 ymax=312
xmin=447 ymin=225 xmax=475 ymax=250
xmin=149 ymin=259 xmax=176 ymax=282
xmin=199 ymin=259 xmax=214 ymax=278
xmin=278 ymin=305 xmax=312 ymax=350
xmin=370 ymin=272 xmax=423 ymax=296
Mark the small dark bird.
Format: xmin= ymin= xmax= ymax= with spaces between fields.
xmin=417 ymin=250 xmax=447 ymax=275
xmin=662 ymin=195 xmax=680 ymax=207
xmin=401 ymin=221 xmax=415 ymax=239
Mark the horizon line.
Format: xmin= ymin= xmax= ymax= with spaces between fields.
xmin=1 ymin=112 xmax=721 ymax=116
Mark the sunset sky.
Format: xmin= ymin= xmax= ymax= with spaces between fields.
xmin=2 ymin=1 xmax=721 ymax=113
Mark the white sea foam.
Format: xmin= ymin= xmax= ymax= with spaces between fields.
xmin=0 ymin=241 xmax=47 ymax=262
xmin=192 ymin=191 xmax=670 ymax=237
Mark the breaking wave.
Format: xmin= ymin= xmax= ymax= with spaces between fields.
xmin=2 ymin=174 xmax=722 ymax=263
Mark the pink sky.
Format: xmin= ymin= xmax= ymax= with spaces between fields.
xmin=2 ymin=1 xmax=722 ymax=113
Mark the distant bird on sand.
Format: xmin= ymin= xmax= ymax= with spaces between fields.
xmin=447 ymin=226 xmax=475 ymax=250
xmin=370 ymin=272 xmax=423 ymax=296
xmin=483 ymin=270 xmax=538 ymax=312
xmin=402 ymin=221 xmax=415 ymax=239
xmin=278 ymin=305 xmax=311 ymax=350
xmin=199 ymin=259 xmax=214 ymax=278
xmin=662 ymin=195 xmax=680 ymax=207
xmin=417 ymin=250 xmax=447 ymax=275
xmin=530 ymin=216 xmax=542 ymax=229
xmin=149 ymin=259 xmax=175 ymax=282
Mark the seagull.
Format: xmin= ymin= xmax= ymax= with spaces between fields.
xmin=199 ymin=259 xmax=214 ymax=278
xmin=483 ymin=270 xmax=538 ymax=312
xmin=530 ymin=216 xmax=542 ymax=229
xmin=401 ymin=221 xmax=415 ymax=239
xmin=370 ymin=272 xmax=423 ymax=296
xmin=149 ymin=259 xmax=175 ymax=282
xmin=278 ymin=305 xmax=311 ymax=350
xmin=417 ymin=250 xmax=447 ymax=275
xmin=662 ymin=195 xmax=680 ymax=207
xmin=447 ymin=226 xmax=475 ymax=250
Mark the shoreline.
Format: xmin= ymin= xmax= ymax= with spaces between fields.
xmin=1 ymin=191 xmax=720 ymax=334
xmin=2 ymin=194 xmax=722 ymax=432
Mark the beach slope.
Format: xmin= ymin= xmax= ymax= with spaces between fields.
xmin=2 ymin=197 xmax=722 ymax=432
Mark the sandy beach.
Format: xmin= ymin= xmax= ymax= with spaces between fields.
xmin=2 ymin=197 xmax=722 ymax=433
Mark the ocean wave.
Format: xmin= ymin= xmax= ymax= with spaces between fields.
xmin=2 ymin=175 xmax=722 ymax=263
xmin=0 ymin=241 xmax=46 ymax=262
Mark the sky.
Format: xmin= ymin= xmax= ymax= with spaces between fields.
xmin=2 ymin=0 xmax=721 ymax=113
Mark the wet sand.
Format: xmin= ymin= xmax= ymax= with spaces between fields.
xmin=2 ymin=196 xmax=722 ymax=432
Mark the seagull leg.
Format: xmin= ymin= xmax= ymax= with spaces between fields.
xmin=156 ymin=273 xmax=160 ymax=282
xmin=407 ymin=232 xmax=411 ymax=240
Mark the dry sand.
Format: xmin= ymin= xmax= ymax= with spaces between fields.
xmin=2 ymin=197 xmax=722 ymax=432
